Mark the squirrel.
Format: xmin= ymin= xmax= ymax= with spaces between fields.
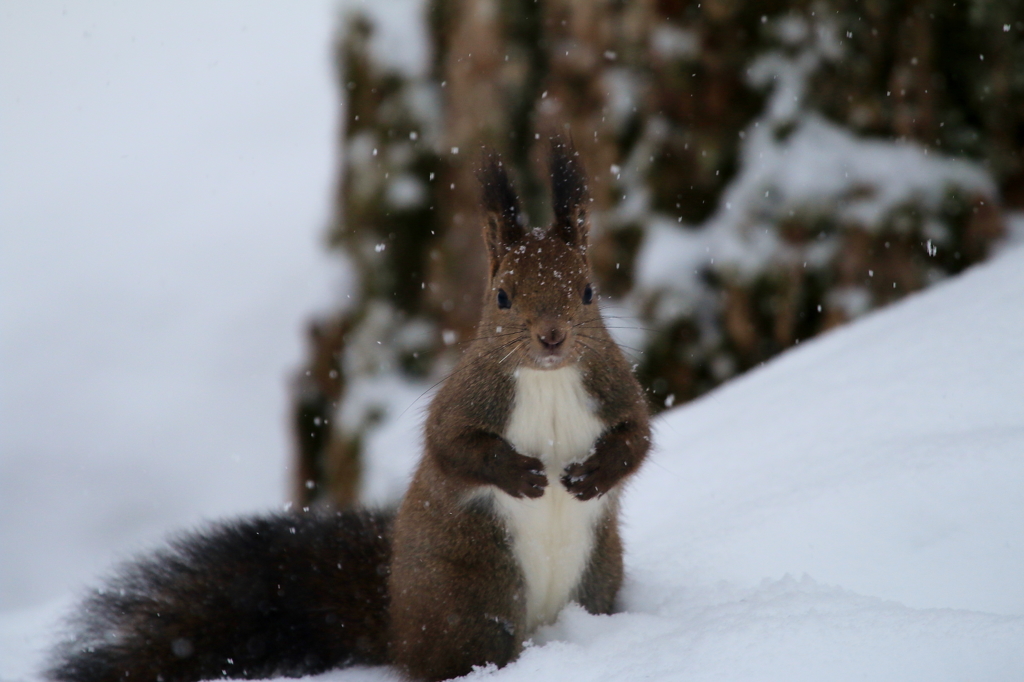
xmin=47 ymin=139 xmax=651 ymax=682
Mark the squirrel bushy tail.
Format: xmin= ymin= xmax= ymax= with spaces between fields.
xmin=47 ymin=508 xmax=392 ymax=682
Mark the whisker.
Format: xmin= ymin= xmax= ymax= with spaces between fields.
xmin=574 ymin=332 xmax=615 ymax=345
xmin=577 ymin=333 xmax=644 ymax=354
xmin=478 ymin=336 xmax=529 ymax=360
xmin=597 ymin=315 xmax=647 ymax=323
xmin=454 ymin=330 xmax=524 ymax=345
xmin=574 ymin=338 xmax=600 ymax=359
xmin=574 ymin=324 xmax=657 ymax=333
xmin=499 ymin=341 xmax=525 ymax=364
xmin=397 ymin=335 xmax=527 ymax=418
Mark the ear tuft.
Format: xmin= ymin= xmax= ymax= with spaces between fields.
xmin=478 ymin=150 xmax=524 ymax=275
xmin=549 ymin=136 xmax=589 ymax=249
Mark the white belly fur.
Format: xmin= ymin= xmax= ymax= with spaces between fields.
xmin=494 ymin=365 xmax=607 ymax=632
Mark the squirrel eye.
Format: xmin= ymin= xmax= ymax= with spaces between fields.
xmin=582 ymin=284 xmax=593 ymax=305
xmin=497 ymin=288 xmax=511 ymax=309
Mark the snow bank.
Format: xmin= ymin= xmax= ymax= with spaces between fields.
xmin=627 ymin=242 xmax=1024 ymax=618
xmin=7 ymin=248 xmax=1022 ymax=682
xmin=462 ymin=241 xmax=1024 ymax=681
xmin=438 ymin=243 xmax=1024 ymax=682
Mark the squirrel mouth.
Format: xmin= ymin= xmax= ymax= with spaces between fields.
xmin=531 ymin=344 xmax=574 ymax=369
xmin=528 ymin=325 xmax=573 ymax=369
xmin=537 ymin=354 xmax=564 ymax=368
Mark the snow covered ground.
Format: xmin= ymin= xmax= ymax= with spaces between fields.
xmin=6 ymin=239 xmax=1024 ymax=681
xmin=341 ymin=240 xmax=1024 ymax=682
xmin=4 ymin=3 xmax=1024 ymax=680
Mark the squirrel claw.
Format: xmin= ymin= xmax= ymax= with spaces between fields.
xmin=560 ymin=463 xmax=604 ymax=500
xmin=521 ymin=484 xmax=546 ymax=499
xmin=501 ymin=454 xmax=547 ymax=498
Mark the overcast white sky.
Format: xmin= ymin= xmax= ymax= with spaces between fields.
xmin=0 ymin=1 xmax=346 ymax=610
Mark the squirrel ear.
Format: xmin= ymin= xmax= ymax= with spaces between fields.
xmin=549 ymin=136 xmax=589 ymax=251
xmin=478 ymin=151 xmax=524 ymax=276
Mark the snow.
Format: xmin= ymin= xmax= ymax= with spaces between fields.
xmin=325 ymin=241 xmax=1024 ymax=682
xmin=638 ymin=112 xmax=995 ymax=295
xmin=6 ymin=247 xmax=1024 ymax=682
xmin=705 ymin=113 xmax=994 ymax=277
xmin=348 ymin=0 xmax=429 ymax=78
xmin=1 ymin=1 xmax=341 ymax=611
xmin=4 ymin=4 xmax=1024 ymax=681
xmin=635 ymin=19 xmax=997 ymax=317
xmin=362 ymin=240 xmax=1024 ymax=682
xmin=626 ymin=242 xmax=1024 ymax=617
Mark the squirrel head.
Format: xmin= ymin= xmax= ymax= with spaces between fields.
xmin=476 ymin=139 xmax=601 ymax=371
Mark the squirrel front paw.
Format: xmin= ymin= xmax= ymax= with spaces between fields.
xmin=495 ymin=453 xmax=548 ymax=499
xmin=561 ymin=458 xmax=620 ymax=500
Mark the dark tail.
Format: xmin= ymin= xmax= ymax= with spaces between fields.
xmin=47 ymin=507 xmax=393 ymax=682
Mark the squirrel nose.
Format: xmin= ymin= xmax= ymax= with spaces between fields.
xmin=537 ymin=326 xmax=566 ymax=350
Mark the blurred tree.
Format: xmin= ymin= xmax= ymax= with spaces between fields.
xmin=293 ymin=0 xmax=1020 ymax=507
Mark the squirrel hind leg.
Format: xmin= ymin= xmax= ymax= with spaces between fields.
xmin=389 ymin=494 xmax=525 ymax=681
xmin=46 ymin=508 xmax=393 ymax=682
xmin=392 ymin=607 xmax=521 ymax=682
xmin=572 ymin=505 xmax=624 ymax=616
xmin=390 ymin=557 xmax=525 ymax=682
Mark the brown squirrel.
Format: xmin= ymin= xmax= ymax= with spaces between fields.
xmin=47 ymin=139 xmax=651 ymax=682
